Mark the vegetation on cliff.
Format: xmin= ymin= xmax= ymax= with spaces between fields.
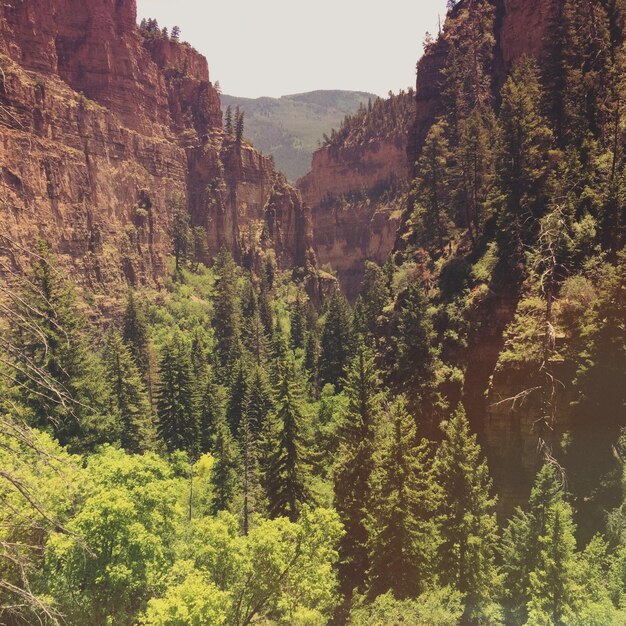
xmin=1 ymin=0 xmax=626 ymax=625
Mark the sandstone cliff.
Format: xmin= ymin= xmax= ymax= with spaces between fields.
xmin=0 ymin=0 xmax=314 ymax=293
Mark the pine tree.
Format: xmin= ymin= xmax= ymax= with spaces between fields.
xmin=171 ymin=198 xmax=193 ymax=273
xmin=289 ymin=289 xmax=307 ymax=350
xmin=319 ymin=290 xmax=354 ymax=388
xmin=210 ymin=411 xmax=239 ymax=515
xmin=226 ymin=359 xmax=248 ymax=437
xmin=238 ymin=407 xmax=262 ymax=534
xmin=354 ymin=261 xmax=389 ymax=343
xmin=156 ymin=334 xmax=199 ymax=455
xmin=122 ymin=290 xmax=153 ymax=398
xmin=494 ymin=58 xmax=554 ymax=258
xmin=500 ymin=464 xmax=565 ymax=624
xmin=526 ymin=500 xmax=579 ymax=625
xmin=212 ymin=248 xmax=241 ymax=370
xmin=367 ymin=396 xmax=440 ymax=600
xmin=434 ymin=405 xmax=499 ymax=622
xmin=265 ymin=359 xmax=311 ymax=522
xmin=198 ymin=368 xmax=224 ymax=454
xmin=334 ymin=343 xmax=383 ymax=598
xmin=9 ymin=240 xmax=111 ymax=447
xmin=394 ymin=279 xmax=438 ymax=411
xmin=224 ymin=105 xmax=233 ymax=135
xmin=244 ymin=366 xmax=274 ymax=440
xmin=102 ymin=330 xmax=154 ymax=453
xmin=411 ymin=119 xmax=452 ymax=252
xmin=235 ymin=107 xmax=244 ymax=144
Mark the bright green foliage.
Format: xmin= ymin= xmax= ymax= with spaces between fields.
xmin=212 ymin=248 xmax=241 ymax=369
xmin=156 ymin=333 xmax=199 ymax=455
xmin=367 ymin=396 xmax=440 ymax=599
xmin=142 ymin=565 xmax=230 ymax=626
xmin=348 ymin=588 xmax=463 ymax=626
xmin=102 ymin=330 xmax=154 ymax=453
xmin=334 ymin=344 xmax=383 ymax=597
xmin=526 ymin=500 xmax=579 ymax=625
xmin=8 ymin=241 xmax=111 ymax=447
xmin=0 ymin=425 xmax=81 ymax=625
xmin=47 ymin=447 xmax=183 ymax=625
xmin=265 ymin=359 xmax=312 ymax=521
xmin=434 ymin=405 xmax=500 ymax=622
xmin=500 ymin=464 xmax=564 ymax=623
xmin=210 ymin=411 xmax=240 ymax=515
xmin=319 ymin=290 xmax=354 ymax=388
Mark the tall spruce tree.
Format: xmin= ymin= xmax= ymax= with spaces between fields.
xmin=102 ymin=330 xmax=154 ymax=453
xmin=434 ymin=404 xmax=500 ymax=622
xmin=367 ymin=396 xmax=440 ymax=600
xmin=156 ymin=334 xmax=199 ymax=455
xmin=212 ymin=248 xmax=241 ymax=370
xmin=210 ymin=411 xmax=240 ymax=515
xmin=500 ymin=464 xmax=565 ymax=624
xmin=319 ymin=290 xmax=354 ymax=388
xmin=265 ymin=359 xmax=311 ymax=522
xmin=122 ymin=290 xmax=153 ymax=388
xmin=226 ymin=359 xmax=248 ymax=437
xmin=334 ymin=343 xmax=383 ymax=599
xmin=198 ymin=368 xmax=224 ymax=454
xmin=8 ymin=241 xmax=111 ymax=447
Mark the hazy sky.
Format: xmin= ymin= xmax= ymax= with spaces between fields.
xmin=136 ymin=0 xmax=449 ymax=98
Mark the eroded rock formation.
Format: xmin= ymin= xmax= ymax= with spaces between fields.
xmin=0 ymin=0 xmax=314 ymax=292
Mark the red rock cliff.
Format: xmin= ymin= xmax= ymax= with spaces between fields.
xmin=0 ymin=0 xmax=314 ymax=293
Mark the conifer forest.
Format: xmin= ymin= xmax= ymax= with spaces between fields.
xmin=0 ymin=0 xmax=625 ymax=625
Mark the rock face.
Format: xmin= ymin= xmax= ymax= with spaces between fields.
xmin=298 ymin=137 xmax=407 ymax=298
xmin=0 ymin=0 xmax=314 ymax=291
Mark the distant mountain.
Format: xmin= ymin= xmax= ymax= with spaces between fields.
xmin=221 ymin=90 xmax=377 ymax=181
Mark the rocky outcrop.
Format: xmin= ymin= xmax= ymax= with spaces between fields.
xmin=0 ymin=0 xmax=314 ymax=293
xmin=298 ymin=137 xmax=406 ymax=297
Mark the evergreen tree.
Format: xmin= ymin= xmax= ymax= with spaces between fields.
xmin=8 ymin=241 xmax=111 ymax=447
xmin=198 ymin=368 xmax=224 ymax=454
xmin=102 ymin=330 xmax=154 ymax=453
xmin=411 ymin=119 xmax=452 ymax=252
xmin=334 ymin=344 xmax=383 ymax=598
xmin=500 ymin=464 xmax=564 ymax=624
xmin=434 ymin=405 xmax=499 ymax=622
xmin=212 ymin=248 xmax=241 ymax=370
xmin=226 ymin=359 xmax=248 ymax=436
xmin=210 ymin=411 xmax=239 ymax=515
xmin=526 ymin=500 xmax=579 ymax=625
xmin=156 ymin=334 xmax=199 ymax=455
xmin=224 ymin=105 xmax=233 ymax=135
xmin=367 ymin=396 xmax=440 ymax=600
xmin=265 ymin=359 xmax=311 ymax=522
xmin=235 ymin=107 xmax=245 ymax=144
xmin=122 ymin=290 xmax=153 ymax=400
xmin=244 ymin=366 xmax=274 ymax=440
xmin=171 ymin=198 xmax=193 ymax=273
xmin=319 ymin=290 xmax=354 ymax=388
xmin=394 ymin=279 xmax=438 ymax=412
xmin=354 ymin=261 xmax=389 ymax=343
xmin=303 ymin=330 xmax=320 ymax=389
xmin=238 ymin=407 xmax=262 ymax=534
xmin=494 ymin=57 xmax=554 ymax=258
xmin=289 ymin=289 xmax=307 ymax=350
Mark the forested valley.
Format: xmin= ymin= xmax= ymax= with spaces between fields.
xmin=1 ymin=0 xmax=626 ymax=625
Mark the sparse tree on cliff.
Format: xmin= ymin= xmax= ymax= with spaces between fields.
xmin=235 ymin=108 xmax=245 ymax=144
xmin=224 ymin=105 xmax=233 ymax=135
xmin=171 ymin=25 xmax=181 ymax=41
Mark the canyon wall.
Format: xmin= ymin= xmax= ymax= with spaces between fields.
xmin=0 ymin=0 xmax=314 ymax=294
xmin=298 ymin=137 xmax=406 ymax=297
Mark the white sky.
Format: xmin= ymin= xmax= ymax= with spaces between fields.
xmin=136 ymin=0 xmax=449 ymax=97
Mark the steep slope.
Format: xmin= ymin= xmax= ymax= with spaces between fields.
xmin=0 ymin=0 xmax=314 ymax=294
xmin=221 ymin=90 xmax=376 ymax=181
xmin=298 ymin=91 xmax=414 ymax=297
